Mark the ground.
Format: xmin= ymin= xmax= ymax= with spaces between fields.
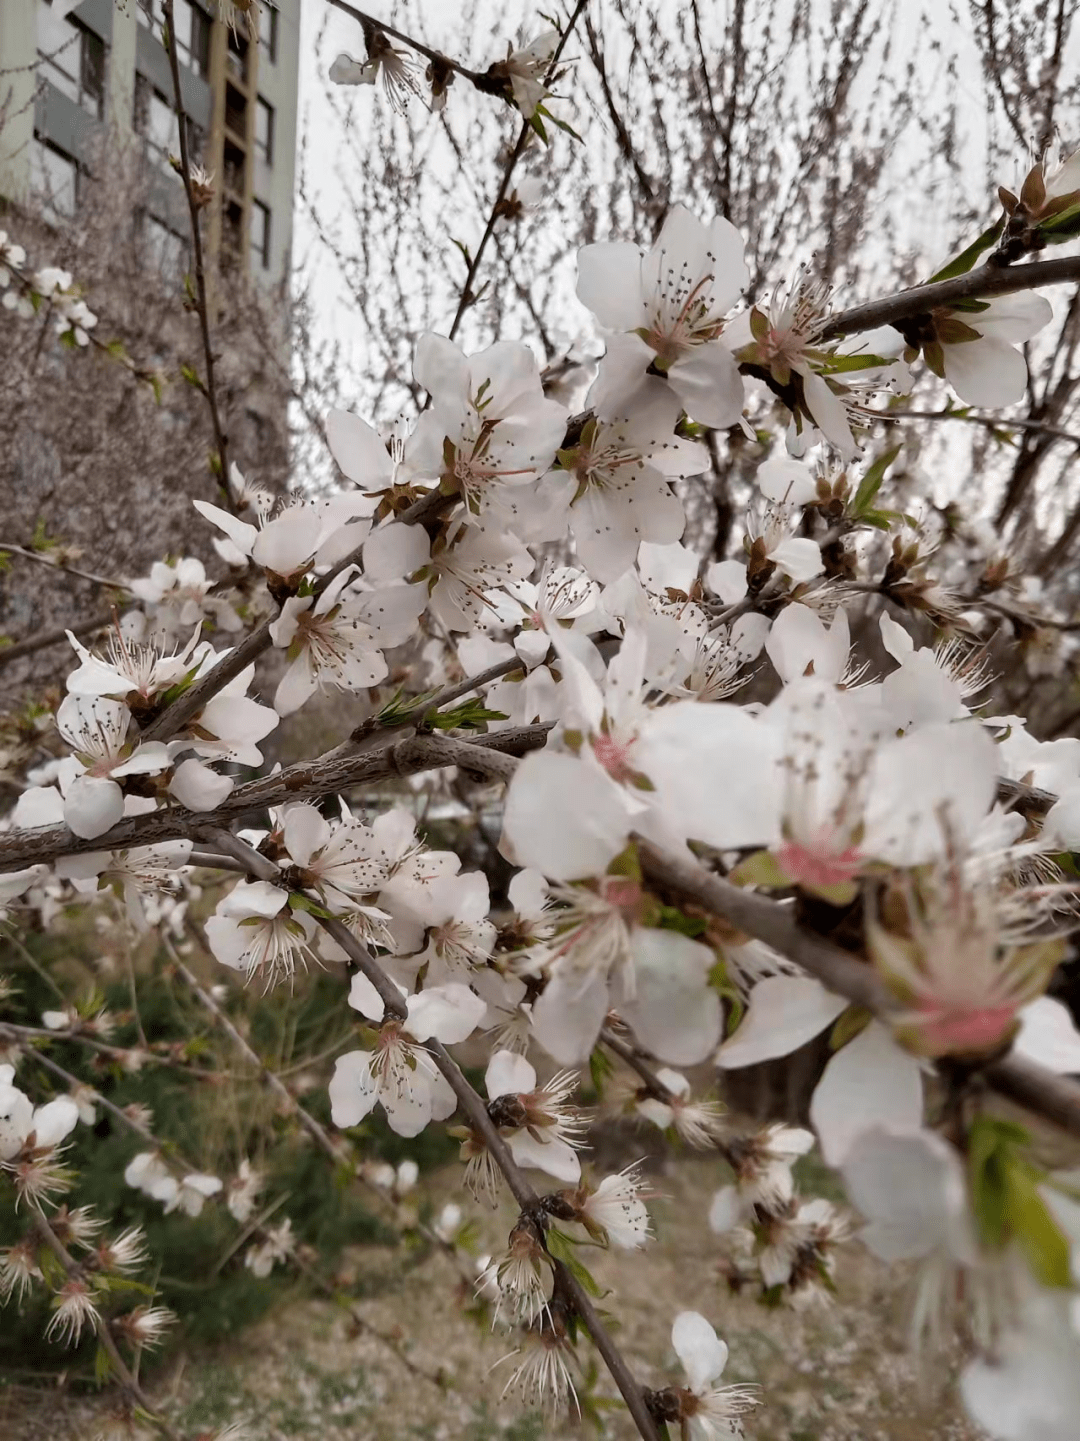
xmin=0 ymin=1147 xmax=988 ymax=1441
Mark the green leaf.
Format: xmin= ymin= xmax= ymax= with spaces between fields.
xmin=656 ymin=904 xmax=707 ymax=939
xmin=547 ymin=110 xmax=583 ymax=143
xmin=287 ymin=891 xmax=334 ymax=919
xmin=858 ymin=508 xmax=899 ymax=530
xmin=853 ymin=445 xmax=902 ymax=516
xmin=427 ymin=698 xmax=508 ymax=731
xmin=450 ymin=237 xmax=473 ymax=269
xmin=947 ymin=297 xmax=992 ymax=314
xmin=606 ymin=841 xmax=642 ymax=883
xmin=1039 ymin=201 xmax=1080 ymax=237
xmin=926 ymin=218 xmax=1005 ymax=283
xmin=829 ymin=1005 xmax=873 ymax=1051
xmin=813 ymin=351 xmax=891 ymax=374
xmin=547 ymin=1231 xmax=603 ymax=1296
xmin=969 ymin=1114 xmax=1024 ymax=1249
xmin=588 ymin=1044 xmax=613 ymax=1097
xmin=729 ymin=849 xmax=792 ymax=889
xmin=1010 ymin=1169 xmax=1072 ymax=1288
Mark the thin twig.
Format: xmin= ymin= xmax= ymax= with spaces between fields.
xmin=0 ymin=609 xmax=119 ymax=671
xmin=0 ymin=543 xmax=131 ymax=592
xmin=446 ymin=0 xmax=589 ymax=342
xmin=161 ymin=0 xmax=230 ymax=491
xmin=325 ymin=0 xmax=493 ymax=88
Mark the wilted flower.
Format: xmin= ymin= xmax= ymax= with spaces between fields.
xmin=46 ymin=1277 xmax=100 ymax=1346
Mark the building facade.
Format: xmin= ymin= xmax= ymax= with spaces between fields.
xmin=0 ymin=0 xmax=299 ymax=288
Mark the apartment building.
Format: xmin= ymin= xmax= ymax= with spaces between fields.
xmin=0 ymin=0 xmax=300 ymax=287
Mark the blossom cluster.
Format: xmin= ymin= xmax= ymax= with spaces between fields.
xmin=3 ymin=158 xmax=1080 ymax=1439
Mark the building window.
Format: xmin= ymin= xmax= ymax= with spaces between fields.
xmin=254 ymin=97 xmax=273 ymax=165
xmin=224 ymin=82 xmax=247 ymax=140
xmin=31 ymin=136 xmax=79 ymax=217
xmin=222 ymin=138 xmax=246 ymax=197
xmin=37 ymin=2 xmax=106 ymax=120
xmin=137 ymin=0 xmax=210 ymax=80
xmin=134 ymin=76 xmax=176 ymax=159
xmin=250 ymin=200 xmax=270 ymax=270
xmin=227 ymin=28 xmax=250 ymax=83
xmin=134 ymin=76 xmax=204 ymax=168
xmin=257 ymin=3 xmax=278 ymax=64
xmin=142 ymin=213 xmax=187 ymax=277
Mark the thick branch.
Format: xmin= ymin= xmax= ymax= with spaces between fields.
xmin=821 ymin=254 xmax=1080 ymax=340
xmin=0 ymin=724 xmax=551 ymax=872
xmin=637 ymin=841 xmax=1080 ymax=1140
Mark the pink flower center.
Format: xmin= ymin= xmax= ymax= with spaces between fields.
xmin=592 ymin=733 xmax=636 ymax=783
xmin=915 ymin=1003 xmax=1018 ymax=1055
xmin=599 ymin=877 xmax=643 ymax=918
xmin=775 ymin=839 xmax=862 ymax=890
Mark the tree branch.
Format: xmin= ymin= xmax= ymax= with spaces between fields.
xmin=0 ymin=608 xmax=119 ymax=672
xmin=446 ymin=0 xmax=589 ymax=342
xmin=821 ymin=253 xmax=1080 ymax=341
xmin=636 ymin=840 xmax=1080 ymax=1141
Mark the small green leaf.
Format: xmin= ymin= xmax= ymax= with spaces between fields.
xmin=547 ymin=110 xmax=583 ymax=143
xmin=427 ymin=698 xmax=508 ymax=731
xmin=588 ymin=1045 xmax=613 ymax=1097
xmin=656 ymin=904 xmax=707 ymax=939
xmin=947 ymin=297 xmax=992 ymax=314
xmin=926 ymin=218 xmax=1005 ymax=283
xmin=606 ymin=841 xmax=642 ymax=883
xmin=287 ymin=891 xmax=334 ymax=919
xmin=813 ymin=350 xmax=891 ymax=374
xmin=829 ymin=1005 xmax=873 ymax=1051
xmin=1010 ymin=1171 xmax=1072 ymax=1288
xmin=853 ymin=445 xmax=902 ymax=516
xmin=729 ymin=849 xmax=792 ymax=889
xmin=1038 ymin=200 xmax=1080 ymax=237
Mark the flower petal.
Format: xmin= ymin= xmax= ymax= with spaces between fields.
xmin=809 ymin=1020 xmax=924 ymax=1165
xmin=672 ymin=1310 xmax=728 ymax=1392
xmin=716 ymin=976 xmax=847 ymax=1069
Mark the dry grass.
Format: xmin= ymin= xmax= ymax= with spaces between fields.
xmin=0 ymin=1147 xmax=989 ymax=1441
